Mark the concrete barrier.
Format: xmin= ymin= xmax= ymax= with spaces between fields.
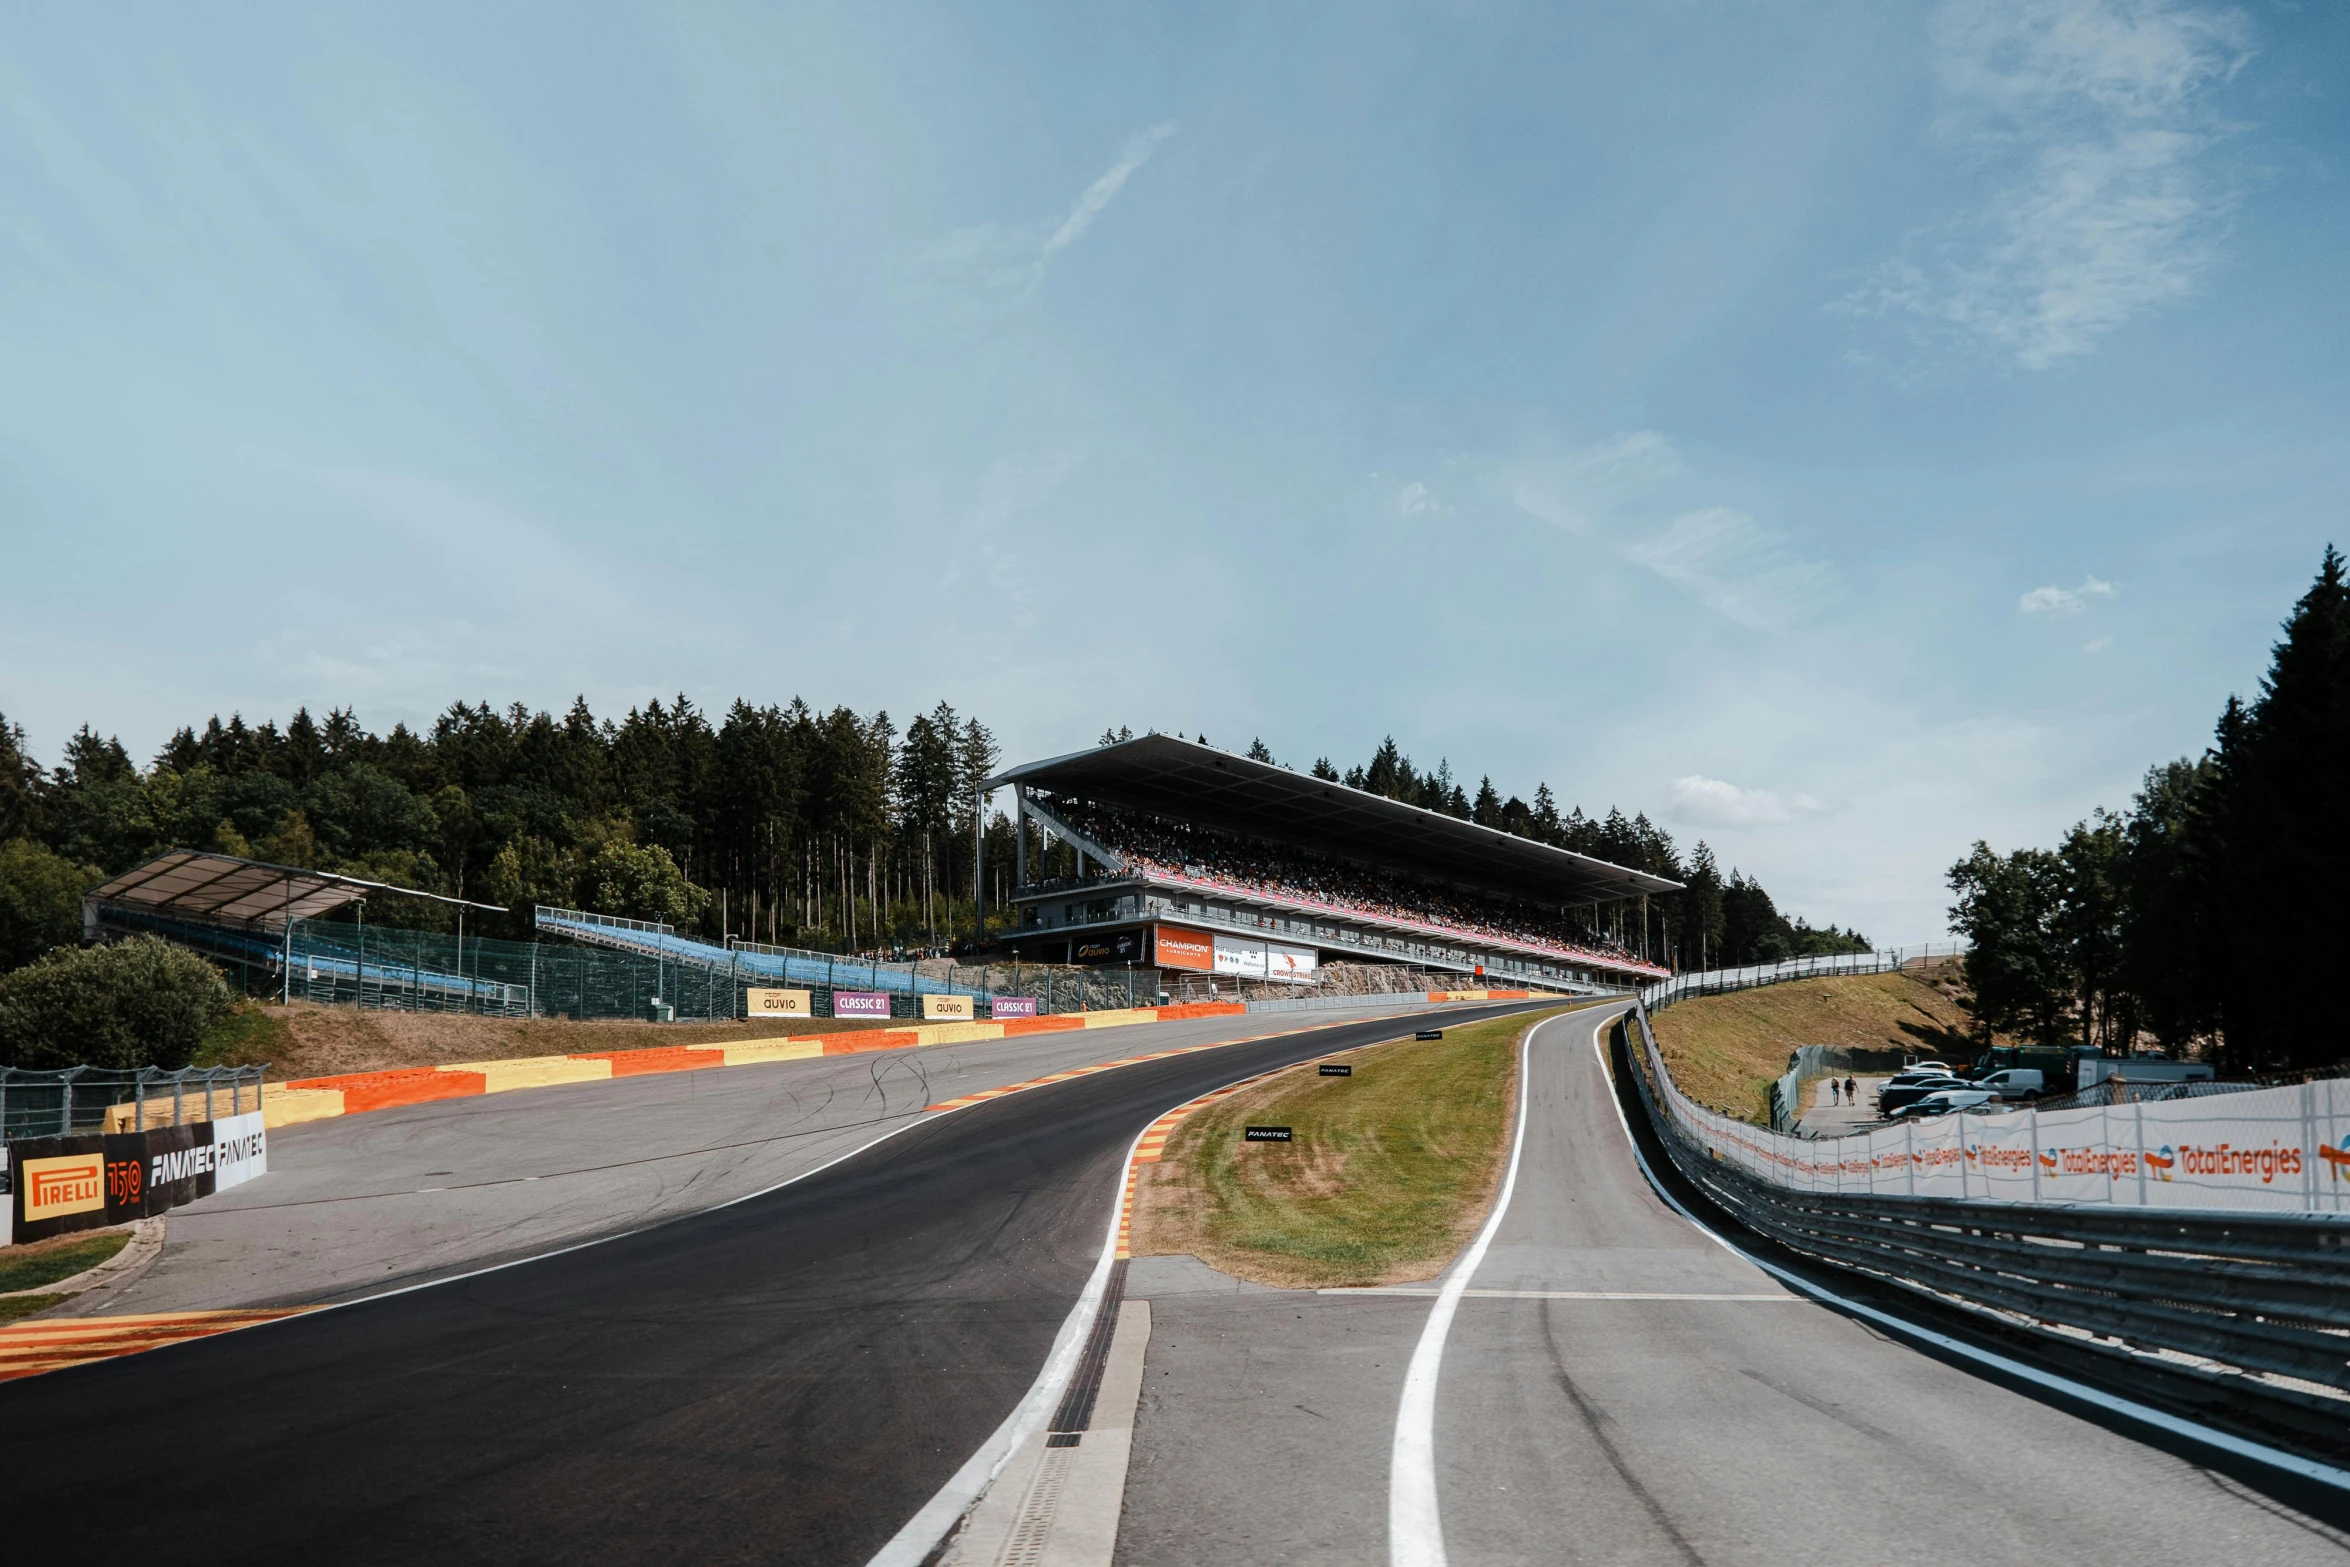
xmin=257 ymin=1004 xmax=1250 ymax=1130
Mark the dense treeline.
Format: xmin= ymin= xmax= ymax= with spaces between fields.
xmin=0 ymin=697 xmax=1004 ymax=960
xmin=1947 ymin=548 xmax=2348 ymax=1072
xmin=0 ymin=698 xmax=1862 ymax=976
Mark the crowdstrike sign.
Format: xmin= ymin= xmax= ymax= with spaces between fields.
xmin=6 ymin=1112 xmax=267 ymax=1246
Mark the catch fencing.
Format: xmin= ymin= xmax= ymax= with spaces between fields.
xmin=1635 ymin=949 xmax=2349 ymax=1215
xmin=1 ymin=1066 xmax=268 ymax=1147
xmin=1620 ymin=958 xmax=2350 ymax=1458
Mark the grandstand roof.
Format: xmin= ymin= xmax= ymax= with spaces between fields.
xmin=89 ymin=849 xmax=503 ymax=928
xmin=985 ymin=735 xmax=1680 ymax=904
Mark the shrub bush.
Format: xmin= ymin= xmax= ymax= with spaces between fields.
xmin=0 ymin=838 xmax=104 ymax=973
xmin=0 ymin=935 xmax=237 ymax=1069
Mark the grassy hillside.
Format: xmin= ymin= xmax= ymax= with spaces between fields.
xmin=1129 ymin=1006 xmax=1586 ymax=1288
xmin=1649 ymin=968 xmax=1981 ymax=1124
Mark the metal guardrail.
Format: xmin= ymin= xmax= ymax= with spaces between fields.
xmin=1640 ymin=943 xmax=1966 ymax=1012
xmin=1618 ymin=1009 xmax=2350 ymax=1459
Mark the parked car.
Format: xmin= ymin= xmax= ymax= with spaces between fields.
xmin=1976 ymin=1068 xmax=2045 ymax=1100
xmin=1887 ymin=1088 xmax=1996 ymax=1120
xmin=1876 ymin=1076 xmax=1972 ymax=1114
xmin=1884 ymin=1066 xmax=1957 ymax=1091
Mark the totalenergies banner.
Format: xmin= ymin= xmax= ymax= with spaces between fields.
xmin=1638 ymin=1011 xmax=2349 ymax=1214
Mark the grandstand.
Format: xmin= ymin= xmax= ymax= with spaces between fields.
xmin=985 ymin=734 xmax=1678 ymax=993
xmin=81 ymin=848 xmax=1160 ymax=1025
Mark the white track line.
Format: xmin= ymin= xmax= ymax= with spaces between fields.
xmin=1332 ymin=1288 xmax=1794 ymax=1301
xmin=1589 ymin=1009 xmax=2350 ymax=1498
xmin=868 ymin=1010 xmax=1514 ymax=1567
xmin=1387 ymin=1009 xmax=1569 ymax=1567
xmin=862 ymin=1117 xmax=1150 ymax=1567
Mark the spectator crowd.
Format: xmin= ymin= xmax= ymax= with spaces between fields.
xmin=1049 ymin=801 xmax=1666 ymax=976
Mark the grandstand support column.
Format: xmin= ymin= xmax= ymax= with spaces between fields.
xmin=280 ymin=875 xmax=293 ymax=1005
xmin=1014 ymin=785 xmax=1027 ymax=888
xmin=971 ymin=785 xmax=987 ymax=948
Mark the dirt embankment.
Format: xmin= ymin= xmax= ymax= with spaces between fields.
xmin=1649 ymin=968 xmax=1984 ymax=1123
xmin=203 ymin=1003 xmax=911 ymax=1080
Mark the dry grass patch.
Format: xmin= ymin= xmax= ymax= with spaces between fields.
xmin=1649 ymin=969 xmax=1985 ymax=1123
xmin=1129 ymin=1006 xmax=1586 ymax=1289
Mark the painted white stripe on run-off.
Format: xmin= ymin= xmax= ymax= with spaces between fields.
xmin=865 ymin=1021 xmax=1435 ymax=1567
xmin=1386 ymin=1009 xmax=1563 ymax=1567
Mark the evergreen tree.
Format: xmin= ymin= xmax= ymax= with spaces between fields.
xmin=2204 ymin=546 xmax=2350 ymax=1068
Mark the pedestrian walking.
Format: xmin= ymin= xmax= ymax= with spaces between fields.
xmin=1845 ymin=1075 xmax=1857 ymax=1104
xmin=1830 ymin=1079 xmax=1841 ymax=1105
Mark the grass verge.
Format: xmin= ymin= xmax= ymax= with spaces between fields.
xmin=1648 ymin=968 xmax=1985 ymax=1123
xmin=1129 ymin=1005 xmax=1581 ymax=1288
xmin=0 ymin=1295 xmax=64 ymax=1323
xmin=0 ymin=1229 xmax=131 ymax=1295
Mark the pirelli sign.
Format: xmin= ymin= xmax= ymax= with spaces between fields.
xmin=20 ymin=1151 xmax=105 ymax=1223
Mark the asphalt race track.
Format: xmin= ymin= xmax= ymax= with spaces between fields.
xmin=0 ymin=1002 xmax=1542 ymax=1566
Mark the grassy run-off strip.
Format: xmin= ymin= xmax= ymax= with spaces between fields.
xmin=1130 ymin=1005 xmax=1587 ymax=1289
xmin=0 ymin=1230 xmax=132 ymax=1296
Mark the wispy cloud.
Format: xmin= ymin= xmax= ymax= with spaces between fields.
xmin=1393 ymin=480 xmax=1446 ymax=518
xmin=1847 ymin=0 xmax=2252 ymax=370
xmin=1503 ymin=431 xmax=1835 ymax=634
xmin=1624 ymin=507 xmax=1838 ymax=634
xmin=1667 ymin=775 xmax=1833 ymax=827
xmin=2018 ymin=574 xmax=2116 ymax=613
xmin=911 ymin=122 xmax=1176 ymax=308
xmin=1041 ymin=122 xmax=1175 ymax=266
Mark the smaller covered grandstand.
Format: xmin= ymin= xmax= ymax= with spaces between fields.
xmin=81 ymin=849 xmax=1160 ymax=1025
xmin=986 ymin=735 xmax=1678 ymax=993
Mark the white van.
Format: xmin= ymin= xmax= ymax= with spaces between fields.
xmin=1977 ymin=1068 xmax=2045 ymax=1100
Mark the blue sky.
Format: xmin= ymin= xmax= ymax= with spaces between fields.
xmin=3 ymin=1 xmax=2344 ymax=941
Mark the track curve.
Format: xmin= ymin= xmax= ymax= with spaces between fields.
xmin=0 ymin=1002 xmax=1546 ymax=1565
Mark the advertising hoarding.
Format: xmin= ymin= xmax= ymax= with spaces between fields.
xmin=991 ymin=996 xmax=1039 ymax=1018
xmin=1073 ymin=930 xmax=1148 ymax=965
xmin=1154 ymin=925 xmax=1215 ymax=972
xmin=9 ymin=1114 xmax=270 ymax=1245
xmin=831 ymin=991 xmax=892 ymax=1019
xmin=921 ymin=994 xmax=975 ymax=1021
xmin=1263 ymin=942 xmax=1319 ymax=984
xmin=1212 ymin=934 xmax=1267 ymax=979
xmin=747 ymin=988 xmax=813 ymax=1018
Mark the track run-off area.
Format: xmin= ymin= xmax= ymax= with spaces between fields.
xmin=6 ymin=999 xmax=2347 ymax=1564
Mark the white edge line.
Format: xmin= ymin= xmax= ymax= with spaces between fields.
xmin=859 ymin=1118 xmax=1148 ymax=1567
xmin=868 ymin=999 xmax=1557 ymax=1567
xmin=1387 ymin=1009 xmax=1566 ymax=1567
xmin=1588 ymin=1010 xmax=2350 ymax=1497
